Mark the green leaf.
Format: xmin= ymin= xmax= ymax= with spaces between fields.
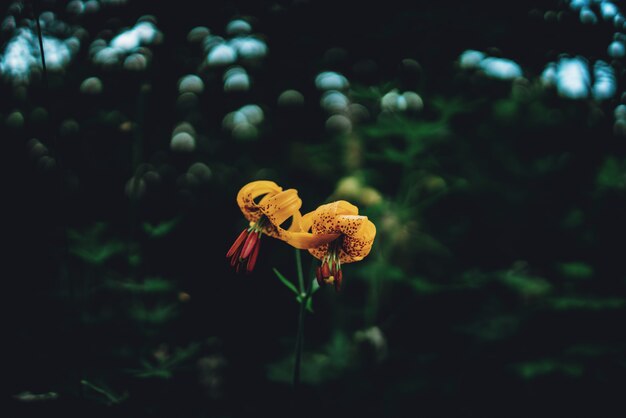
xmin=565 ymin=344 xmax=611 ymax=357
xmin=430 ymin=96 xmax=480 ymax=120
xmin=407 ymin=276 xmax=442 ymax=294
xmin=67 ymin=222 xmax=108 ymax=242
xmin=556 ymin=262 xmax=594 ymax=280
xmin=460 ymin=270 xmax=492 ymax=288
xmin=382 ymin=147 xmax=412 ymax=164
xmin=142 ymin=217 xmax=181 ymax=238
xmin=273 ymin=268 xmax=299 ymax=295
xmin=128 ymin=303 xmax=178 ymax=325
xmin=549 ymin=297 xmax=625 ymax=311
xmin=310 ymin=278 xmax=320 ymax=294
xmin=160 ymin=342 xmax=201 ymax=369
xmin=127 ymin=343 xmax=201 ymax=379
xmin=128 ymin=253 xmax=141 ymax=267
xmin=13 ymin=391 xmax=59 ymax=402
xmin=67 ymin=222 xmax=128 ymax=265
xmin=596 ymin=157 xmax=626 ymax=191
xmin=81 ymin=380 xmax=128 ymax=405
xmin=131 ymin=369 xmax=172 ymax=379
xmin=107 ymin=277 xmax=175 ymax=294
xmin=493 ymin=98 xmax=519 ymax=122
xmin=513 ymin=359 xmax=583 ymax=380
xmin=499 ymin=272 xmax=552 ymax=297
xmin=295 ymin=292 xmax=315 ymax=313
xmin=69 ymin=241 xmax=126 ymax=265
xmin=357 ymin=260 xmax=405 ymax=282
xmin=560 ymin=208 xmax=584 ymax=229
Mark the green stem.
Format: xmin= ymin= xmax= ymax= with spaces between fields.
xmin=293 ymin=249 xmax=307 ymax=388
xmin=296 ymin=247 xmax=304 ymax=292
xmin=293 ymin=292 xmax=306 ymax=388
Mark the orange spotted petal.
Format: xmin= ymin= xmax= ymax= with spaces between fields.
xmin=284 ymin=200 xmax=376 ymax=263
xmin=334 ymin=215 xmax=376 ymax=263
xmin=259 ymin=189 xmax=302 ymax=227
xmin=237 ymin=180 xmax=283 ymax=223
xmin=280 ymin=230 xmax=341 ymax=250
xmin=259 ymin=189 xmax=305 ymax=240
xmin=281 ymin=208 xmax=340 ymax=249
xmin=235 ymin=180 xmax=307 ymax=243
xmin=309 ymin=201 xmax=359 ymax=234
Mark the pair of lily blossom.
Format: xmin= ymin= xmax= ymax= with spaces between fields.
xmin=226 ymin=180 xmax=376 ymax=291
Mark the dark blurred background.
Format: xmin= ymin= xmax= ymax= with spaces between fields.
xmin=5 ymin=0 xmax=626 ymax=417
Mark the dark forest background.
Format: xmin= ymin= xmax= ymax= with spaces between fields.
xmin=5 ymin=0 xmax=626 ymax=417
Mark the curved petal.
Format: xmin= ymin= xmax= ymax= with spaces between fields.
xmin=282 ymin=204 xmax=346 ymax=250
xmin=237 ymin=180 xmax=283 ymax=223
xmin=336 ymin=215 xmax=376 ymax=242
xmin=259 ymin=189 xmax=302 ymax=227
xmin=277 ymin=210 xmax=342 ymax=248
xmin=309 ymin=242 xmax=331 ymax=260
xmin=288 ymin=210 xmax=304 ymax=232
xmin=281 ymin=230 xmax=340 ymax=250
xmin=336 ymin=216 xmax=376 ymax=263
xmin=290 ymin=210 xmax=314 ymax=234
xmin=235 ymin=182 xmax=306 ymax=245
xmin=286 ymin=200 xmax=376 ymax=263
xmin=310 ymin=201 xmax=359 ymax=234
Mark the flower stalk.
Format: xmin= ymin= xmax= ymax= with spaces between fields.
xmin=226 ymin=182 xmax=377 ymax=389
xmin=293 ymin=248 xmax=309 ymax=388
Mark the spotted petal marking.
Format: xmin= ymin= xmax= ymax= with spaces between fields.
xmin=285 ymin=200 xmax=376 ymax=264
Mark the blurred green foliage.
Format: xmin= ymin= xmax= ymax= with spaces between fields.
xmin=127 ymin=343 xmax=201 ymax=379
xmin=7 ymin=1 xmax=626 ymax=417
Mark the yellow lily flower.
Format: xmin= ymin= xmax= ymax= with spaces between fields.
xmin=285 ymin=200 xmax=376 ymax=291
xmin=226 ymin=180 xmax=303 ymax=273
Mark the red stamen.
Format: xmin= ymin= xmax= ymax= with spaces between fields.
xmin=241 ymin=231 xmax=259 ymax=259
xmin=230 ymin=244 xmax=242 ymax=267
xmin=246 ymin=238 xmax=261 ymax=273
xmin=227 ymin=229 xmax=248 ymax=258
xmin=321 ymin=261 xmax=330 ymax=278
xmin=334 ymin=269 xmax=343 ymax=292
